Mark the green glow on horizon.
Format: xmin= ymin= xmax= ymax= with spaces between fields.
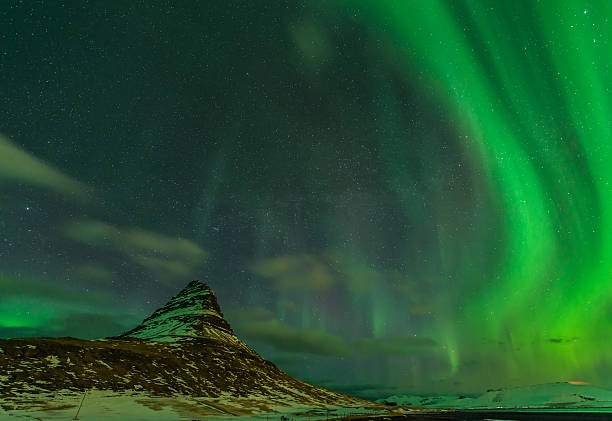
xmin=0 ymin=297 xmax=63 ymax=329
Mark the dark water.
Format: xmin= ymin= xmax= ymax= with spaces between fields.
xmin=353 ymin=412 xmax=612 ymax=421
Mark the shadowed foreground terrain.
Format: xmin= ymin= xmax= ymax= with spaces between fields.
xmin=357 ymin=412 xmax=612 ymax=421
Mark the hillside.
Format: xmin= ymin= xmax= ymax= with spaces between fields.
xmin=0 ymin=281 xmax=372 ymax=419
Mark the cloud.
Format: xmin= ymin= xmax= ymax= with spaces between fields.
xmin=231 ymin=306 xmax=437 ymax=357
xmin=62 ymin=219 xmax=207 ymax=284
xmin=0 ymin=312 xmax=134 ymax=340
xmin=0 ymin=275 xmax=123 ymax=340
xmin=131 ymin=255 xmax=196 ymax=280
xmin=263 ymin=353 xmax=310 ymax=367
xmin=251 ymin=254 xmax=335 ymax=291
xmin=0 ymin=326 xmax=43 ymax=339
xmin=230 ymin=306 xmax=276 ymax=322
xmin=327 ymin=251 xmax=380 ymax=294
xmin=0 ymin=272 xmax=112 ymax=305
xmin=277 ymin=299 xmax=298 ymax=313
xmin=355 ymin=336 xmax=437 ymax=356
xmin=119 ymin=228 xmax=207 ymax=262
xmin=0 ymin=135 xmax=88 ymax=198
xmin=63 ymin=219 xmax=207 ymax=261
xmin=68 ymin=264 xmax=115 ymax=283
xmin=54 ymin=312 xmax=131 ymax=339
xmin=290 ymin=20 xmax=332 ymax=69
xmin=237 ymin=318 xmax=351 ymax=356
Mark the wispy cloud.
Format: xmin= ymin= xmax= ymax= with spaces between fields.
xmin=62 ymin=219 xmax=207 ymax=284
xmin=232 ymin=306 xmax=349 ymax=356
xmin=68 ymin=264 xmax=116 ymax=284
xmin=231 ymin=306 xmax=276 ymax=322
xmin=231 ymin=306 xmax=437 ymax=357
xmin=355 ymin=335 xmax=437 ymax=356
xmin=0 ymin=272 xmax=112 ymax=305
xmin=0 ymin=272 xmax=119 ymax=339
xmin=0 ymin=135 xmax=89 ymax=198
xmin=62 ymin=219 xmax=206 ymax=260
xmin=131 ymin=255 xmax=196 ymax=281
xmin=251 ymin=254 xmax=335 ymax=291
xmin=0 ymin=312 xmax=136 ymax=340
xmin=237 ymin=318 xmax=351 ymax=356
xmin=327 ymin=251 xmax=382 ymax=294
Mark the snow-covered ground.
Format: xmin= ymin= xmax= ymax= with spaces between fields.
xmin=380 ymin=382 xmax=612 ymax=410
xmin=2 ymin=390 xmax=211 ymax=420
xmin=0 ymin=389 xmax=391 ymax=421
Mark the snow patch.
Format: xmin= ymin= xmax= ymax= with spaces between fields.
xmin=381 ymin=382 xmax=612 ymax=410
xmin=98 ymin=360 xmax=113 ymax=369
xmin=45 ymin=355 xmax=61 ymax=368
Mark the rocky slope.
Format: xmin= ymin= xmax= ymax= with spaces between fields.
xmin=0 ymin=280 xmax=369 ymax=416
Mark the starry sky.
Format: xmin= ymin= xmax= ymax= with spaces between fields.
xmin=1 ymin=1 xmax=611 ymax=397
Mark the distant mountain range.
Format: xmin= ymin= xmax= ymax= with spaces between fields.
xmin=380 ymin=382 xmax=612 ymax=409
xmin=0 ymin=280 xmax=371 ymax=419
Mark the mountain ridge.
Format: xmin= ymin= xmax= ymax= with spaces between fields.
xmin=118 ymin=280 xmax=249 ymax=350
xmin=0 ymin=280 xmax=371 ymax=417
xmin=380 ymin=382 xmax=612 ymax=409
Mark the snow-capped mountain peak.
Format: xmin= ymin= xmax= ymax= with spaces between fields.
xmin=120 ymin=280 xmax=236 ymax=342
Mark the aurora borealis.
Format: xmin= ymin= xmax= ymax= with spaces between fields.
xmin=1 ymin=1 xmax=611 ymax=397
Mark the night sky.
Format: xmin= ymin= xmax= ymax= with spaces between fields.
xmin=1 ymin=1 xmax=611 ymax=398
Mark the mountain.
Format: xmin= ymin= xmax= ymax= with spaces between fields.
xmin=119 ymin=280 xmax=248 ymax=347
xmin=380 ymin=382 xmax=612 ymax=410
xmin=0 ymin=280 xmax=372 ymax=419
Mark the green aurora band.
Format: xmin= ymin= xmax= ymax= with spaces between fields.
xmin=343 ymin=0 xmax=612 ymax=385
xmin=2 ymin=0 xmax=612 ymax=395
